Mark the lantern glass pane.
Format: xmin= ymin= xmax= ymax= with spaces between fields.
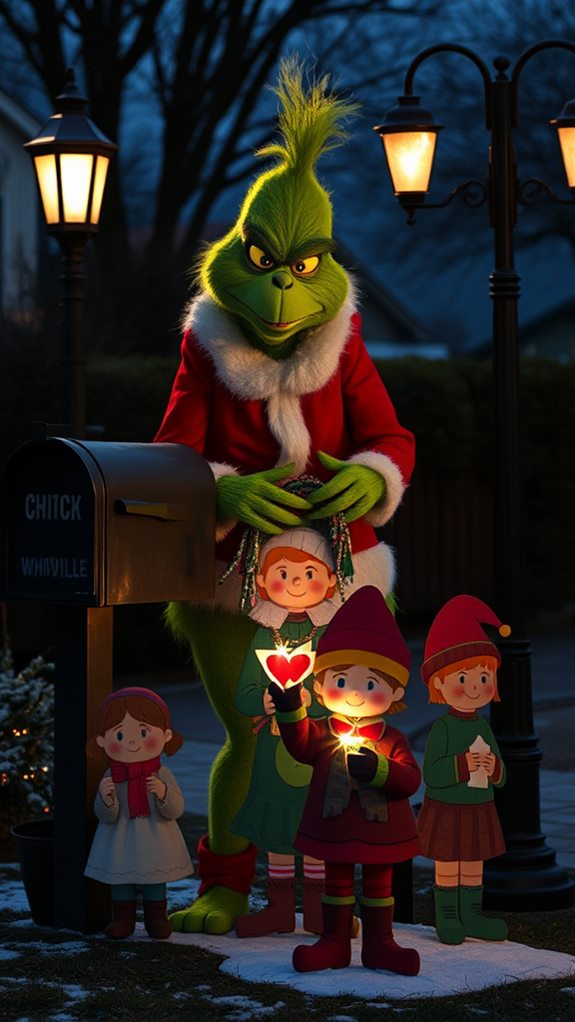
xmin=34 ymin=154 xmax=60 ymax=224
xmin=383 ymin=130 xmax=437 ymax=194
xmin=60 ymin=153 xmax=94 ymax=222
xmin=90 ymin=156 xmax=110 ymax=225
xmin=557 ymin=126 xmax=575 ymax=187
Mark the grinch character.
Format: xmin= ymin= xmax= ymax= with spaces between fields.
xmin=85 ymin=687 xmax=193 ymax=940
xmin=154 ymin=59 xmax=415 ymax=934
xmin=232 ymin=527 xmax=337 ymax=937
xmin=270 ymin=586 xmax=421 ymax=974
xmin=418 ymin=595 xmax=510 ymax=945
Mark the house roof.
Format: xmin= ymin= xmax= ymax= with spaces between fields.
xmin=472 ymin=295 xmax=575 ymax=360
xmin=337 ymin=244 xmax=431 ymax=345
xmin=0 ymin=88 xmax=40 ymax=140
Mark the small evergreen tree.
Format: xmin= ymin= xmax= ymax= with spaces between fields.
xmin=0 ymin=646 xmax=55 ymax=832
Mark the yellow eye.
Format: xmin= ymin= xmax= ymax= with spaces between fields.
xmin=247 ymin=244 xmax=275 ymax=270
xmin=291 ymin=255 xmax=320 ymax=277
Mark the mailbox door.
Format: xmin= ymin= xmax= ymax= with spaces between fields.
xmin=0 ymin=439 xmax=104 ymax=605
xmin=80 ymin=441 xmax=216 ymax=605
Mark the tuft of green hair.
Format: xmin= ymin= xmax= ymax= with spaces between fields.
xmin=257 ymin=56 xmax=359 ymax=173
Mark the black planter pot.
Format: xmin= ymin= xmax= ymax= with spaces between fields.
xmin=10 ymin=818 xmax=53 ymax=925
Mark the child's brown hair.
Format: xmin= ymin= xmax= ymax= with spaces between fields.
xmin=257 ymin=547 xmax=337 ymax=600
xmin=428 ymin=655 xmax=500 ymax=704
xmin=86 ymin=692 xmax=184 ymax=762
xmin=313 ymin=664 xmax=407 ymax=714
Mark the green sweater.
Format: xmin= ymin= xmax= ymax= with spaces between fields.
xmin=423 ymin=711 xmax=505 ymax=806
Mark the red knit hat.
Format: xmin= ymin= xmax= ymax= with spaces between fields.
xmin=420 ymin=594 xmax=511 ymax=685
xmin=314 ymin=585 xmax=411 ymax=687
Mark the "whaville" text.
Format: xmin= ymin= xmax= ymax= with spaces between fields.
xmin=20 ymin=556 xmax=88 ymax=579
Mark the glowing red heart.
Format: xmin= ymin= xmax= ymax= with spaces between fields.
xmin=266 ymin=654 xmax=312 ymax=687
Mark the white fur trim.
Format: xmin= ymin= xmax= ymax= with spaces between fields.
xmin=347 ymin=451 xmax=406 ymax=527
xmin=209 ymin=461 xmax=239 ymax=542
xmin=183 ymin=283 xmax=358 ymax=402
xmin=345 ymin=542 xmax=396 ymax=598
xmin=266 ymin=390 xmax=310 ymax=476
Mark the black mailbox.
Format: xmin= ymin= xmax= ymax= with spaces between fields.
xmin=0 ymin=438 xmax=216 ymax=605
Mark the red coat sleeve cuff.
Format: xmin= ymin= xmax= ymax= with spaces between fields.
xmin=456 ymin=753 xmax=470 ymax=782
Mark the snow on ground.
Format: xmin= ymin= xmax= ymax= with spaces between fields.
xmin=129 ymin=917 xmax=575 ymax=1001
xmin=2 ymin=870 xmax=575 ymax=1002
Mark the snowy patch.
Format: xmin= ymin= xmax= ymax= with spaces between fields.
xmin=1 ymin=873 xmax=200 ymax=920
xmin=1 ymin=876 xmax=33 ymax=914
xmin=0 ymin=947 xmax=20 ymax=959
xmin=129 ymin=917 xmax=575 ymax=1000
xmin=12 ymin=940 xmax=91 ymax=956
xmin=166 ymin=877 xmax=202 ymax=909
xmin=60 ymin=983 xmax=90 ymax=1002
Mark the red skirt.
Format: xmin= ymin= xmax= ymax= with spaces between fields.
xmin=417 ymin=797 xmax=505 ymax=862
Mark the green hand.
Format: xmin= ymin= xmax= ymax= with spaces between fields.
xmin=306 ymin=451 xmax=386 ymax=523
xmin=217 ymin=463 xmax=312 ymax=534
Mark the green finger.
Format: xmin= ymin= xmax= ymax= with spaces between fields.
xmin=242 ymin=510 xmax=284 ymax=534
xmin=259 ymin=483 xmax=312 ymax=510
xmin=343 ymin=499 xmax=372 ymax=523
xmin=307 ymin=498 xmax=356 ymax=519
xmin=316 ymin=450 xmax=346 ymax=471
xmin=249 ymin=494 xmax=305 ymax=527
xmin=261 ymin=463 xmax=296 ymax=482
xmin=307 ymin=476 xmax=353 ymax=504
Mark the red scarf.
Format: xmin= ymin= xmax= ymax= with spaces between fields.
xmin=329 ymin=717 xmax=385 ymax=742
xmin=109 ymin=756 xmax=162 ymax=818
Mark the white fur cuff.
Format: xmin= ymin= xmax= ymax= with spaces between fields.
xmin=347 ymin=451 xmax=406 ymax=527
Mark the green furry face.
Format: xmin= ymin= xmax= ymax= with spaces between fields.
xmin=202 ymin=168 xmax=348 ymax=353
xmin=198 ymin=57 xmax=357 ymax=356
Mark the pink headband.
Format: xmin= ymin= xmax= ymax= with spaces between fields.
xmin=100 ymin=686 xmax=171 ymax=727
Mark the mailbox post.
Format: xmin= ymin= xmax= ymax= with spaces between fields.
xmin=1 ymin=438 xmax=215 ymax=932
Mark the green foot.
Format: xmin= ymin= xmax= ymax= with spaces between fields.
xmin=434 ymin=885 xmax=465 ymax=945
xmin=169 ymin=886 xmax=249 ymax=934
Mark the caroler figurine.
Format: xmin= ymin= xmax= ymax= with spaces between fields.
xmin=270 ymin=585 xmax=421 ymax=975
xmin=85 ymin=687 xmax=193 ymax=940
xmin=231 ymin=526 xmax=339 ymax=937
xmin=418 ymin=595 xmax=510 ymax=945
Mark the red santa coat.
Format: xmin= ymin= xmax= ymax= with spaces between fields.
xmin=275 ymin=713 xmax=421 ymax=864
xmin=155 ymin=292 xmax=415 ymax=600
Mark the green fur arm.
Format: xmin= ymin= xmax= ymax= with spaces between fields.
xmin=306 ymin=451 xmax=386 ymax=523
xmin=216 ymin=463 xmax=312 ymax=534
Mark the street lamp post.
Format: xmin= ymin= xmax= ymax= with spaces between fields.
xmin=376 ymin=40 xmax=575 ymax=911
xmin=24 ymin=69 xmax=118 ymax=439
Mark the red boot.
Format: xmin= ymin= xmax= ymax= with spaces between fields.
xmin=360 ymin=899 xmax=420 ymax=975
xmin=143 ymin=899 xmax=173 ymax=939
xmin=104 ymin=900 xmax=137 ymax=940
xmin=235 ymin=877 xmax=295 ymax=937
xmin=302 ymin=877 xmax=324 ymax=934
xmin=293 ymin=899 xmax=354 ymax=973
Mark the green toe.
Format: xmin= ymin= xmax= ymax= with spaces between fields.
xmin=169 ymin=887 xmax=249 ymax=934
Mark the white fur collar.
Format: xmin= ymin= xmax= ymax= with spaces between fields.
xmin=248 ymin=597 xmax=340 ymax=628
xmin=183 ymin=284 xmax=357 ymax=401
